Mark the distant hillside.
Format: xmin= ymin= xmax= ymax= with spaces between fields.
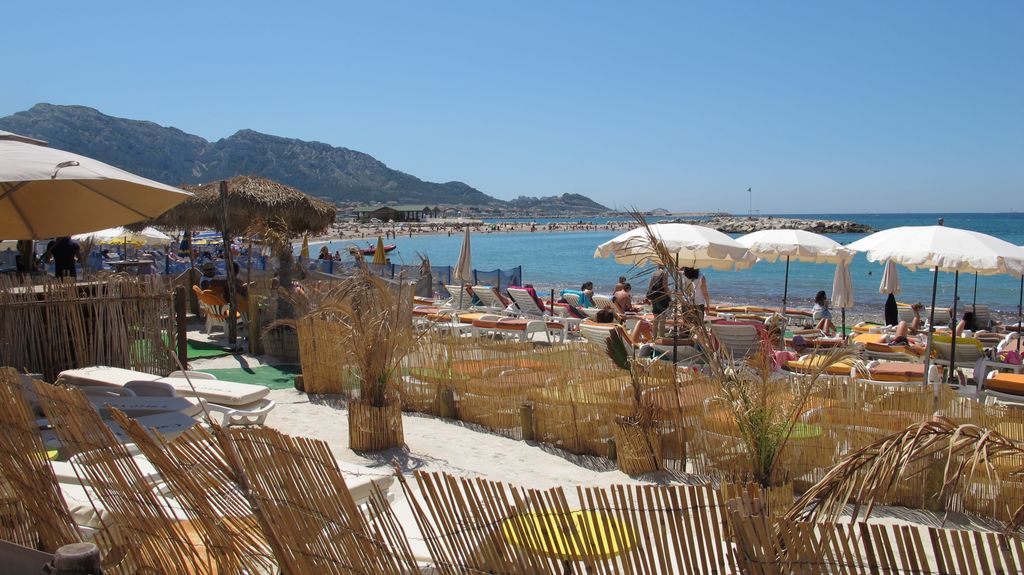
xmin=507 ymin=193 xmax=609 ymax=214
xmin=0 ymin=103 xmax=501 ymax=206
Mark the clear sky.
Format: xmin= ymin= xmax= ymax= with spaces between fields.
xmin=4 ymin=1 xmax=1021 ymax=213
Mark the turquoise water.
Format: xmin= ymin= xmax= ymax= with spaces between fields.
xmin=319 ymin=213 xmax=1024 ymax=318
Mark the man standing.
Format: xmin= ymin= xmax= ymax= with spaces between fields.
xmin=647 ymin=264 xmax=670 ymax=337
xmin=47 ymin=236 xmax=81 ymax=279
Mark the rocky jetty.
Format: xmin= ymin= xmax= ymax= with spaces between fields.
xmin=701 ymin=216 xmax=873 ymax=234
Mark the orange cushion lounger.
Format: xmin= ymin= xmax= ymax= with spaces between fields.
xmin=986 ymin=373 xmax=1024 ymax=396
xmin=868 ymin=362 xmax=928 ymax=383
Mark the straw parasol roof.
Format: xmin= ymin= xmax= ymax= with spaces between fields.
xmin=148 ymin=175 xmax=335 ymax=235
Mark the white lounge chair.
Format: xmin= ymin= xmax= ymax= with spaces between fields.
xmin=58 ymin=366 xmax=275 ymax=426
xmin=592 ymin=294 xmax=615 ymax=310
xmin=444 ymin=284 xmax=480 ymax=310
xmin=710 ymin=322 xmax=764 ymax=362
xmin=470 ymin=285 xmax=511 ymax=313
xmin=931 ymin=335 xmax=1020 ymax=383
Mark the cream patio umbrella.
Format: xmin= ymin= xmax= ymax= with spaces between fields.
xmin=0 ymin=131 xmax=191 ymax=239
xmin=848 ymin=224 xmax=1024 ymax=388
xmin=595 ymin=222 xmax=754 ymax=364
xmin=735 ymin=229 xmax=850 ymax=315
xmin=594 ymin=223 xmax=755 ymax=270
xmin=453 ymin=227 xmax=473 ymax=309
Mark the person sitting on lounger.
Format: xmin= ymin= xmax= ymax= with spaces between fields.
xmin=594 ymin=308 xmax=653 ymax=345
xmin=613 ymin=283 xmax=639 ymax=313
xmin=812 ymin=290 xmax=836 ymax=336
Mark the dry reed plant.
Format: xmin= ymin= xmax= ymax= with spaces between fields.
xmin=32 ymin=381 xmax=214 ymax=574
xmin=225 ymin=425 xmax=420 ymax=574
xmin=0 ymin=274 xmax=176 ymax=380
xmin=787 ymin=416 xmax=1024 ymax=532
xmin=277 ymin=270 xmax=421 ymax=406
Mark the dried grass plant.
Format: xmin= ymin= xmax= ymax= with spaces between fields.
xmin=276 ymin=268 xmax=420 ymax=407
xmin=787 ymin=416 xmax=1024 ymax=532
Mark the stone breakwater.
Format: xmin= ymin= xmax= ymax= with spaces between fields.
xmin=698 ymin=216 xmax=873 ymax=234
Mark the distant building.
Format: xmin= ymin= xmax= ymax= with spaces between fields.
xmin=353 ymin=204 xmax=441 ymax=222
xmin=649 ymin=208 xmax=671 ymax=217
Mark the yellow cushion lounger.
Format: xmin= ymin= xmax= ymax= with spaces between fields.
xmin=784 ymin=355 xmax=855 ymax=376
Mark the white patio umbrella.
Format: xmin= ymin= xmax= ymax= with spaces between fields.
xmin=879 ymin=260 xmax=901 ymax=295
xmin=879 ymin=260 xmax=902 ymax=327
xmin=831 ymin=256 xmax=854 ymax=337
xmin=453 ymin=227 xmax=473 ymax=309
xmin=596 ymin=223 xmax=754 ymax=364
xmin=73 ymin=226 xmax=172 ymax=246
xmin=847 ymin=225 xmax=1024 ymax=388
xmin=736 ymin=229 xmax=850 ymax=314
xmin=0 ymin=131 xmax=191 ymax=239
xmin=594 ymin=223 xmax=755 ymax=270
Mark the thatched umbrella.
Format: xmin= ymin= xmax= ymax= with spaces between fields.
xmin=150 ymin=175 xmax=335 ymax=327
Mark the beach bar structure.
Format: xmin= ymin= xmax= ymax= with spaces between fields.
xmin=354 ymin=204 xmax=440 ymax=222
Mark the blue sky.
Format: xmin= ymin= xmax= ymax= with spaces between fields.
xmin=4 ymin=1 xmax=1021 ymax=213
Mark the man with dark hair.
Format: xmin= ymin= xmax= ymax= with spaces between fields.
xmin=647 ymin=264 xmax=670 ymax=337
xmin=47 ymin=236 xmax=80 ymax=279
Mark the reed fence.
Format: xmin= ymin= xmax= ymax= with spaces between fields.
xmin=0 ymin=274 xmax=176 ymax=380
xmin=390 ymin=335 xmax=1024 ymax=526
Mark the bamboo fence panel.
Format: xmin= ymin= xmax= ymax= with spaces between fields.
xmin=349 ymin=400 xmax=405 ymax=451
xmin=0 ymin=368 xmax=80 ymax=551
xmin=110 ymin=413 xmax=278 ymax=574
xmin=726 ymin=499 xmax=1024 ymax=575
xmin=400 ymin=470 xmax=739 ymax=574
xmin=33 ymin=381 xmax=213 ymax=574
xmin=296 ymin=315 xmax=349 ymax=394
xmin=0 ymin=275 xmax=175 ymax=381
xmin=225 ymin=425 xmax=420 ymax=574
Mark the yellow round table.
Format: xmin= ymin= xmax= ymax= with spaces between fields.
xmin=502 ymin=510 xmax=636 ymax=566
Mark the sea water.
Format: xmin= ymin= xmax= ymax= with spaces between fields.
xmin=319 ymin=212 xmax=1024 ymax=319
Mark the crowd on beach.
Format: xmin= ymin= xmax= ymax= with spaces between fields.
xmin=310 ymin=218 xmax=643 ymax=244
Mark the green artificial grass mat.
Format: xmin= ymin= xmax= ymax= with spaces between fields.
xmin=198 ymin=364 xmax=301 ymax=390
xmin=186 ymin=339 xmax=233 ymax=359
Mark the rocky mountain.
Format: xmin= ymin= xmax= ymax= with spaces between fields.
xmin=0 ymin=103 xmax=586 ymax=208
xmin=507 ymin=193 xmax=609 ymax=214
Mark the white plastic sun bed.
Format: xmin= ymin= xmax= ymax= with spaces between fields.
xmin=58 ymin=366 xmax=270 ymax=407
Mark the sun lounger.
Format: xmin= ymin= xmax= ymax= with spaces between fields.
xmin=443 ymin=284 xmax=481 ymax=310
xmin=592 ymin=294 xmax=614 ymax=309
xmin=851 ymin=360 xmax=942 ymax=387
xmin=980 ymin=372 xmax=1024 ymax=405
xmin=710 ymin=321 xmax=766 ymax=362
xmin=40 ymin=410 xmax=200 ymax=445
xmin=931 ymin=334 xmax=1020 ymax=382
xmin=58 ymin=366 xmax=270 ymax=407
xmin=470 ymin=285 xmax=511 ymax=312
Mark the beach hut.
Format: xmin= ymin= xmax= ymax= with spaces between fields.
xmin=147 ymin=176 xmax=335 ymax=347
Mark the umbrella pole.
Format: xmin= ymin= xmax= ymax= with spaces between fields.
xmin=673 ymin=254 xmax=679 ymax=365
xmin=949 ymin=271 xmax=959 ymax=384
xmin=1018 ymin=274 xmax=1023 ymax=353
xmin=782 ymin=256 xmax=790 ymax=317
xmin=922 ymin=266 xmax=939 ymax=394
xmin=841 ymin=307 xmax=846 ymax=341
xmin=219 ymin=180 xmax=238 ymax=350
xmin=972 ymin=271 xmax=978 ymax=311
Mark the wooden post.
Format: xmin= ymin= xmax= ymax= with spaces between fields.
xmin=50 ymin=543 xmax=102 ymax=574
xmin=520 ymin=403 xmax=534 ymax=441
xmin=219 ymin=180 xmax=238 ymax=349
xmin=174 ymin=285 xmax=188 ymax=369
xmin=439 ymin=387 xmax=456 ymax=419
